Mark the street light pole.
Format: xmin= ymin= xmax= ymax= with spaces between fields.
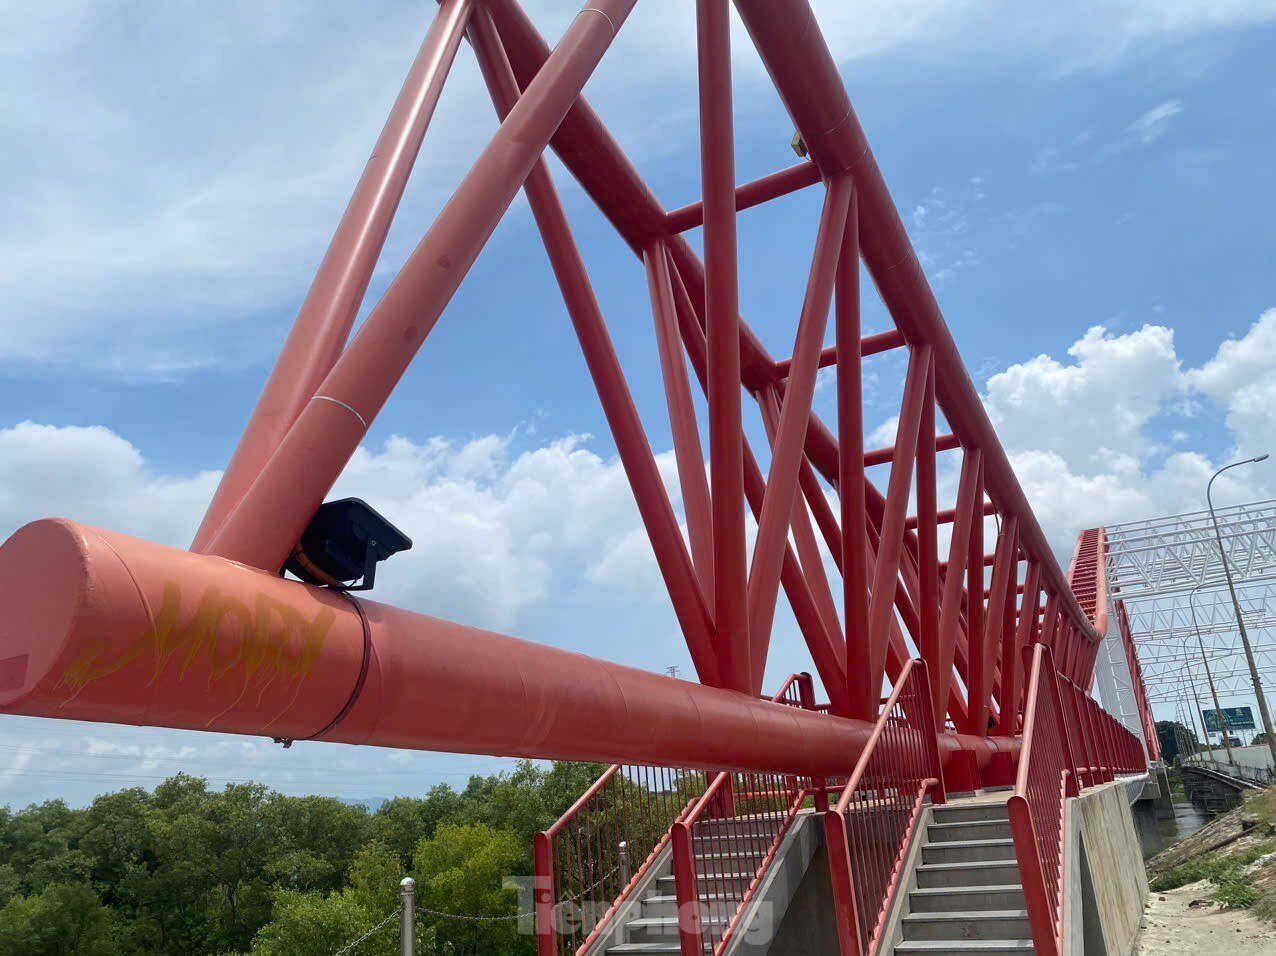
xmin=1179 ymin=653 xmax=1210 ymax=759
xmin=1206 ymin=454 xmax=1276 ymax=767
xmin=1189 ymin=584 xmax=1236 ymax=765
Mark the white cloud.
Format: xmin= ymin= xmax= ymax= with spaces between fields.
xmin=981 ymin=310 xmax=1276 ymax=560
xmin=1 ymin=1 xmax=1268 ymax=375
xmin=808 ymin=0 xmax=1276 ymax=73
xmin=983 ymin=324 xmax=1184 ymax=470
xmin=0 ymin=422 xmax=677 ymax=634
xmin=1186 ymin=307 xmax=1276 ymax=454
xmin=335 ymin=432 xmax=684 ymax=629
xmin=1032 ymin=99 xmax=1187 ymax=176
xmin=1127 ymin=99 xmax=1184 ymax=143
xmin=0 ymin=422 xmax=220 ymax=548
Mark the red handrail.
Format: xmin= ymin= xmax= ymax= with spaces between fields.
xmin=823 ymin=659 xmax=946 ymax=956
xmin=1008 ymin=644 xmax=1079 ymax=956
xmin=535 ymin=674 xmax=817 ymax=956
xmin=535 ymin=764 xmax=705 ymax=956
xmin=1010 ymin=644 xmax=1148 ymax=956
xmin=669 ymin=674 xmax=819 ymax=955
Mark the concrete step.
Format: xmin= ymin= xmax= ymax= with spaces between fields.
xmin=693 ymin=816 xmax=783 ymax=839
xmin=930 ymin=803 xmax=1010 ymax=825
xmin=606 ymin=944 xmax=683 ymax=954
xmin=922 ymin=838 xmax=1017 ymax=865
xmin=641 ymin=893 xmax=733 ymax=918
xmin=927 ymin=819 xmax=1012 ymax=843
xmin=901 ymin=910 xmax=1032 ymax=942
xmin=916 ymin=860 xmax=1023 ymax=889
xmin=625 ymin=913 xmax=728 ymax=944
xmin=655 ymin=872 xmax=756 ymax=897
xmin=694 ymin=852 xmax=760 ymax=878
xmin=894 ymin=940 xmax=1034 ymax=954
xmin=907 ymin=884 xmax=1025 ymax=913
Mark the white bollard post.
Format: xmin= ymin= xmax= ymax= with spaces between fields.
xmin=400 ymin=877 xmax=416 ymax=955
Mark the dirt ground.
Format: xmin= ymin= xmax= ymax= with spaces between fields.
xmin=1135 ymin=879 xmax=1276 ymax=954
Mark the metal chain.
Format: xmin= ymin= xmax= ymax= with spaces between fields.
xmin=331 ymin=864 xmax=619 ymax=951
xmin=414 ymin=864 xmax=620 ymax=923
xmin=331 ymin=908 xmax=400 ymax=956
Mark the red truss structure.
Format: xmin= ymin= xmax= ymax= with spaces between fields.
xmin=0 ymin=2 xmax=1147 ymax=953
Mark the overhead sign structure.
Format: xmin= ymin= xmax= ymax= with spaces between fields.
xmin=1203 ymin=706 xmax=1256 ymax=733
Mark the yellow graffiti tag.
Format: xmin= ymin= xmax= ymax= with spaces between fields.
xmin=56 ymin=581 xmax=337 ymax=717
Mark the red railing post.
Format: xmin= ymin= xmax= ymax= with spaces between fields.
xmin=1008 ymin=793 xmax=1061 ymax=956
xmin=823 ymin=810 xmax=866 ymax=956
xmin=672 ymin=821 xmax=704 ymax=956
xmin=915 ymin=660 xmax=948 ymax=806
xmin=824 ymin=661 xmax=943 ymax=955
xmin=1086 ymin=694 xmax=1114 ymax=782
xmin=799 ymin=672 xmax=831 ymax=812
xmin=534 ymin=831 xmax=558 ymax=956
xmin=1009 ymin=644 xmax=1074 ymax=956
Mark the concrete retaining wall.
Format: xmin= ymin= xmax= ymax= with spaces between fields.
xmin=1063 ymin=777 xmax=1148 ymax=956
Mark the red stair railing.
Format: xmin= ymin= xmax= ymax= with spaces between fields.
xmin=1008 ymin=644 xmax=1079 ymax=956
xmin=535 ymin=674 xmax=817 ymax=956
xmin=823 ymin=659 xmax=946 ymax=956
xmin=669 ymin=673 xmax=819 ymax=955
xmin=534 ymin=763 xmax=705 ymax=956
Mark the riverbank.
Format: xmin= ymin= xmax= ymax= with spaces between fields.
xmin=1136 ymin=783 xmax=1276 ymax=952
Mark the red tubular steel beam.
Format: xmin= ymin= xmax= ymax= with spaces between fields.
xmin=479 ymin=0 xmax=1107 ymax=732
xmin=468 ymin=12 xmax=718 ymax=684
xmin=934 ymin=449 xmax=981 ymax=729
xmin=731 ymin=0 xmax=1099 ymax=647
xmin=916 ymin=363 xmax=940 ymax=686
xmin=482 ymin=5 xmax=1012 ymax=724
xmin=837 ymin=192 xmax=872 ymax=720
xmin=774 ymin=328 xmax=905 ymax=380
xmin=961 ymin=461 xmax=986 ymax=731
xmin=998 ymin=550 xmax=1032 ymax=734
xmin=906 ymin=500 xmax=995 ymax=531
xmin=483 ymin=4 xmax=1098 ymax=744
xmin=668 ymin=255 xmax=849 ymax=710
xmin=864 ymin=346 xmax=932 ymax=712
xmin=666 ymin=160 xmax=821 ymax=234
xmin=747 ymin=177 xmax=851 ymax=681
xmin=204 ymin=0 xmax=638 ymax=572
xmin=644 ymin=243 xmax=715 ymax=595
xmin=758 ymin=390 xmax=844 ymax=665
xmin=865 ymin=432 xmax=959 ymax=468
xmin=942 ymin=552 xmax=996 ymax=573
xmin=0 ymin=520 xmax=1019 ymax=776
xmin=192 ymin=0 xmax=475 ymax=554
xmin=975 ymin=517 xmax=1018 ymax=735
xmin=479 ymin=4 xmax=923 ymax=654
xmin=698 ymin=0 xmax=751 ymax=694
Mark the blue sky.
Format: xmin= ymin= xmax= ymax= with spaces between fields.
xmin=2 ymin=0 xmax=1275 ymax=805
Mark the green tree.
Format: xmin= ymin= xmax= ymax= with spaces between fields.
xmin=248 ymin=842 xmax=403 ymax=956
xmin=247 ymin=890 xmax=383 ymax=956
xmin=266 ymin=794 xmax=368 ymax=894
xmin=414 ymin=823 xmax=527 ymax=955
xmin=368 ymin=786 xmax=463 ymax=865
xmin=1157 ymin=720 xmax=1198 ymax=762
xmin=0 ymin=883 xmax=122 ymax=956
xmin=146 ymin=779 xmax=285 ymax=953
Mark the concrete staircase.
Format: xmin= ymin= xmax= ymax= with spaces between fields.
xmin=892 ymin=801 xmax=1034 ymax=955
xmin=603 ymin=815 xmax=779 ymax=954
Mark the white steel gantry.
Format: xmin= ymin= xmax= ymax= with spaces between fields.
xmin=1102 ymin=499 xmax=1276 ymax=718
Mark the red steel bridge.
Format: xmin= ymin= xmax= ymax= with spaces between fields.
xmin=0 ymin=1 xmax=1152 ymax=954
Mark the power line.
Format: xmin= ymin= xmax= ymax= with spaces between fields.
xmin=0 ymin=741 xmax=511 ymax=777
